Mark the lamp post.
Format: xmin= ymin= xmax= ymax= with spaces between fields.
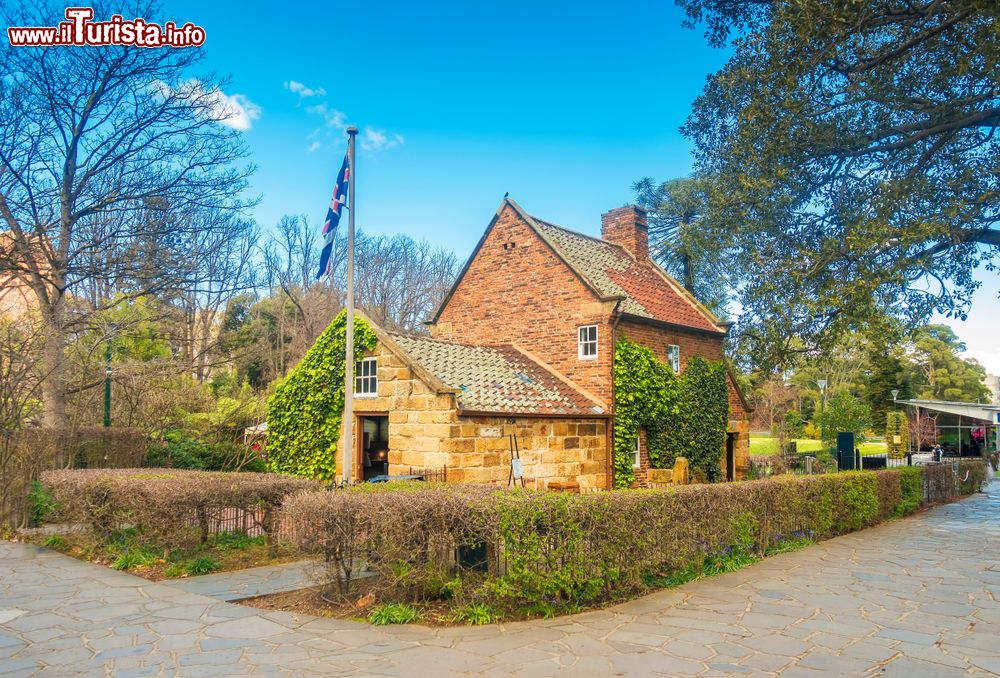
xmin=103 ymin=340 xmax=112 ymax=428
xmin=817 ymin=379 xmax=828 ymax=452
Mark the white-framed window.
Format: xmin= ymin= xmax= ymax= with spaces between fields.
xmin=666 ymin=344 xmax=680 ymax=373
xmin=356 ymin=357 xmax=378 ymax=397
xmin=632 ymin=435 xmax=641 ymax=469
xmin=578 ymin=325 xmax=598 ymax=360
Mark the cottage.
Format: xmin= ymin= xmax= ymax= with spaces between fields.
xmin=336 ymin=198 xmax=750 ymax=489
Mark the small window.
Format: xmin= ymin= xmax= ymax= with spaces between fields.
xmin=632 ymin=436 xmax=641 ymax=469
xmin=578 ymin=325 xmax=598 ymax=360
xmin=356 ymin=357 xmax=378 ymax=397
xmin=666 ymin=344 xmax=680 ymax=373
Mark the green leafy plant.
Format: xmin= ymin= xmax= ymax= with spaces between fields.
xmin=164 ymin=562 xmax=186 ymax=578
xmin=184 ymin=556 xmax=220 ymax=575
xmin=266 ymin=311 xmax=377 ymax=480
xmin=214 ymin=530 xmax=265 ymax=550
xmin=452 ymin=602 xmax=495 ymax=625
xmin=42 ymin=534 xmax=67 ymax=549
xmin=28 ymin=481 xmax=56 ymax=526
xmin=112 ymin=548 xmax=155 ymax=570
xmin=368 ymin=603 xmax=422 ymax=625
xmin=894 ymin=466 xmax=924 ymax=517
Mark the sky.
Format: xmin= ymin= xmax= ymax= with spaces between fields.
xmin=120 ymin=1 xmax=1000 ymax=373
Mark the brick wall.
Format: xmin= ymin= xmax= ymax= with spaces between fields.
xmin=431 ymin=204 xmax=614 ymax=407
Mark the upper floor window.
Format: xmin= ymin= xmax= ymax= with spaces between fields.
xmin=632 ymin=435 xmax=641 ymax=469
xmin=578 ymin=325 xmax=598 ymax=360
xmin=356 ymin=357 xmax=378 ymax=397
xmin=666 ymin=344 xmax=680 ymax=373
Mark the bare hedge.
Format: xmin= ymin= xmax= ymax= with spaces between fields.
xmin=40 ymin=468 xmax=319 ymax=549
xmin=283 ymin=463 xmax=988 ymax=609
xmin=1 ymin=428 xmax=147 ymax=529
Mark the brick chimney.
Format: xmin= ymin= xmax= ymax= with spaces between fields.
xmin=601 ymin=205 xmax=648 ymax=260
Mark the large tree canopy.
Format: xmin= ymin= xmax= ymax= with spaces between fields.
xmin=677 ymin=0 xmax=999 ymax=370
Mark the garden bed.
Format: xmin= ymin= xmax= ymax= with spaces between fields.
xmin=22 ymin=527 xmax=299 ymax=581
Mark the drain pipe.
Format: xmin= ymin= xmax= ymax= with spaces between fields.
xmin=607 ymin=298 xmax=625 ymax=490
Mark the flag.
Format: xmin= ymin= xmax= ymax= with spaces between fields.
xmin=316 ymin=153 xmax=350 ymax=279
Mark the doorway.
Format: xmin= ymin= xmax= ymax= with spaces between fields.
xmin=725 ymin=433 xmax=736 ymax=482
xmin=357 ymin=414 xmax=389 ymax=480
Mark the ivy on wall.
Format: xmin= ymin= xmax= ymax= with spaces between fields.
xmin=613 ymin=339 xmax=729 ymax=488
xmin=266 ymin=312 xmax=377 ymax=480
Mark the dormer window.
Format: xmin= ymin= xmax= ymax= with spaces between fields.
xmin=667 ymin=344 xmax=680 ymax=373
xmin=578 ymin=325 xmax=598 ymax=360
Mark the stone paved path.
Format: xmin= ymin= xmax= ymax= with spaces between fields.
xmin=162 ymin=561 xmax=322 ymax=603
xmin=1 ymin=481 xmax=998 ymax=677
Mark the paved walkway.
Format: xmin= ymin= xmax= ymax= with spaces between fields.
xmin=1 ymin=482 xmax=998 ymax=677
xmin=162 ymin=561 xmax=322 ymax=603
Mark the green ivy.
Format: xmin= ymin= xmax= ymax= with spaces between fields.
xmin=265 ymin=312 xmax=377 ymax=480
xmin=613 ymin=339 xmax=729 ymax=487
xmin=612 ymin=340 xmax=679 ymax=487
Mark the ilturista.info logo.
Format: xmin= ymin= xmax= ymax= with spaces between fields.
xmin=7 ymin=7 xmax=206 ymax=48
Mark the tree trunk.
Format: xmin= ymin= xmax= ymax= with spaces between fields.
xmin=39 ymin=300 xmax=67 ymax=429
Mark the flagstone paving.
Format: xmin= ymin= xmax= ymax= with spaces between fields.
xmin=1 ymin=481 xmax=998 ymax=677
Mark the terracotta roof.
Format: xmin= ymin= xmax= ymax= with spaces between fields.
xmin=388 ymin=333 xmax=606 ymax=417
xmin=528 ymin=215 xmax=723 ymax=333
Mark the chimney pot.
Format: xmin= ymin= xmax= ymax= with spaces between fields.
xmin=601 ymin=206 xmax=648 ymax=260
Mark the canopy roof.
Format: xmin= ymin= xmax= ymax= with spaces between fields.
xmin=896 ymin=399 xmax=1000 ymax=424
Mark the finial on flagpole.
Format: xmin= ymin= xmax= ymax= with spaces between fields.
xmin=346 ymin=125 xmax=358 ymax=135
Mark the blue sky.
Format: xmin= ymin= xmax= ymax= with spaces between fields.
xmin=152 ymin=2 xmax=998 ymax=375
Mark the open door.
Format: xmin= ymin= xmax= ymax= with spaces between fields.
xmin=725 ymin=433 xmax=736 ymax=482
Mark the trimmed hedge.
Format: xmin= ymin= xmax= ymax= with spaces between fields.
xmin=283 ymin=463 xmax=988 ymax=611
xmin=40 ymin=469 xmax=318 ymax=549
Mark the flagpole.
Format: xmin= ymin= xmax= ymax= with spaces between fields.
xmin=343 ymin=126 xmax=358 ymax=484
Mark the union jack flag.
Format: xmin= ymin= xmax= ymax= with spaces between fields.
xmin=316 ymin=153 xmax=350 ymax=279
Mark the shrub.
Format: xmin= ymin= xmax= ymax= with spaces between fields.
xmin=368 ymin=603 xmax=422 ymax=625
xmin=283 ymin=466 xmax=985 ymax=613
xmin=40 ymin=468 xmax=319 ymax=550
xmin=885 ymin=412 xmax=909 ymax=459
xmin=27 ymin=481 xmax=56 ymax=526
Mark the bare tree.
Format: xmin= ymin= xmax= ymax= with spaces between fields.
xmin=0 ymin=1 xmax=253 ymax=427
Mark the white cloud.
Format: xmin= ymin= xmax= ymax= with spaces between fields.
xmin=208 ymin=91 xmax=261 ymax=131
xmin=306 ymin=102 xmax=348 ymax=130
xmin=361 ymin=127 xmax=404 ymax=152
xmin=284 ymin=80 xmax=327 ymax=98
xmin=307 ymin=140 xmax=322 ymax=153
xmin=154 ymin=79 xmax=260 ymax=131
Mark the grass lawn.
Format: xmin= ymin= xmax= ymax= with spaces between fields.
xmin=750 ymin=432 xmax=887 ymax=456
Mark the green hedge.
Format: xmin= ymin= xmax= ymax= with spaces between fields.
xmin=266 ymin=312 xmax=377 ymax=480
xmin=284 ymin=464 xmax=987 ymax=614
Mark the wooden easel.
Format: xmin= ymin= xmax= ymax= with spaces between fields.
xmin=508 ymin=431 xmax=526 ymax=488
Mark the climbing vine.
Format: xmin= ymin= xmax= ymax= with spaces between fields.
xmin=613 ymin=339 xmax=729 ymax=487
xmin=266 ymin=312 xmax=377 ymax=480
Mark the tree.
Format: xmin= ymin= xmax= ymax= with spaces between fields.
xmin=676 ymin=0 xmax=999 ymax=369
xmin=633 ymin=175 xmax=730 ymax=316
xmin=0 ymin=1 xmax=253 ymax=426
xmin=820 ymin=391 xmax=872 ymax=450
xmin=906 ymin=324 xmax=990 ymax=402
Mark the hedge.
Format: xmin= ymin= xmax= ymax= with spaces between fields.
xmin=283 ymin=463 xmax=988 ymax=611
xmin=40 ymin=469 xmax=319 ymax=550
